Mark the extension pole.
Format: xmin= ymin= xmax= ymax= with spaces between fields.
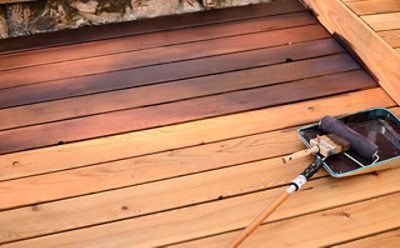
xmin=227 ymin=191 xmax=290 ymax=248
xmin=227 ymin=156 xmax=324 ymax=248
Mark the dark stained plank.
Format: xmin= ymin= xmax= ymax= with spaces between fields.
xmin=0 ymin=39 xmax=345 ymax=130
xmin=0 ymin=56 xmax=375 ymax=154
xmin=0 ymin=38 xmax=343 ymax=110
xmin=0 ymin=12 xmax=316 ymax=71
xmin=0 ymin=0 xmax=304 ymax=54
xmin=0 ymin=25 xmax=329 ymax=89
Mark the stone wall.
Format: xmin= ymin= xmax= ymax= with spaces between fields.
xmin=0 ymin=0 xmax=271 ymax=39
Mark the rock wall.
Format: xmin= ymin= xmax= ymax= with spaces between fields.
xmin=0 ymin=0 xmax=271 ymax=39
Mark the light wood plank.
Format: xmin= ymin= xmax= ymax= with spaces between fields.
xmin=300 ymin=0 xmax=400 ymax=104
xmin=171 ymin=192 xmax=400 ymax=248
xmin=3 ymin=168 xmax=400 ymax=248
xmin=0 ymin=155 xmax=318 ymax=243
xmin=0 ymin=128 xmax=304 ymax=210
xmin=335 ymin=229 xmax=400 ymax=248
xmin=362 ymin=12 xmax=400 ymax=31
xmin=0 ymin=88 xmax=393 ymax=182
xmin=378 ymin=29 xmax=400 ymax=48
xmin=345 ymin=0 xmax=400 ymax=15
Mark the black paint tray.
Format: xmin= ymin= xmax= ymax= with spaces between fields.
xmin=298 ymin=108 xmax=400 ymax=177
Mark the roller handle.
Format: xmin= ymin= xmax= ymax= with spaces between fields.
xmin=282 ymin=145 xmax=319 ymax=164
xmin=227 ymin=191 xmax=290 ymax=248
xmin=228 ymin=157 xmax=323 ymax=247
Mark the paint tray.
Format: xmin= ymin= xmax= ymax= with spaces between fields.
xmin=298 ymin=108 xmax=400 ymax=177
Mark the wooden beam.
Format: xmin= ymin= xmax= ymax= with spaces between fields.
xmin=300 ymin=0 xmax=400 ymax=104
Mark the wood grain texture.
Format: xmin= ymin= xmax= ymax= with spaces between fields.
xmin=0 ymin=128 xmax=305 ymax=210
xmin=0 ymin=12 xmax=316 ymax=71
xmin=3 ymin=170 xmax=400 ymax=248
xmin=0 ymin=54 xmax=373 ymax=154
xmin=0 ymin=25 xmax=329 ymax=89
xmin=378 ymin=29 xmax=400 ymax=48
xmin=301 ymin=0 xmax=400 ymax=104
xmin=362 ymin=12 xmax=400 ymax=31
xmin=0 ymin=38 xmax=343 ymax=109
xmin=0 ymin=88 xmax=393 ymax=182
xmin=0 ymin=157 xmax=321 ymax=243
xmin=0 ymin=0 xmax=304 ymax=54
xmin=335 ymin=229 xmax=400 ymax=248
xmin=171 ymin=192 xmax=400 ymax=248
xmin=345 ymin=0 xmax=400 ymax=15
xmin=0 ymin=40 xmax=347 ymax=130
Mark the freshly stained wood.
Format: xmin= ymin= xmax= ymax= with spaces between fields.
xmin=362 ymin=12 xmax=400 ymax=31
xmin=0 ymin=38 xmax=343 ymax=109
xmin=0 ymin=12 xmax=316 ymax=71
xmin=172 ymin=192 xmax=400 ymax=248
xmin=345 ymin=0 xmax=400 ymax=15
xmin=0 ymin=40 xmax=347 ymax=130
xmin=0 ymin=25 xmax=329 ymax=89
xmin=336 ymin=229 xmax=400 ymax=248
xmin=378 ymin=29 xmax=400 ymax=48
xmin=0 ymin=55 xmax=372 ymax=154
xmin=3 ymin=170 xmax=400 ymax=248
xmin=301 ymin=0 xmax=400 ymax=104
xmin=0 ymin=0 xmax=304 ymax=53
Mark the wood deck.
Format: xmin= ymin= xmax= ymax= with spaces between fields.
xmin=344 ymin=0 xmax=400 ymax=54
xmin=0 ymin=0 xmax=399 ymax=247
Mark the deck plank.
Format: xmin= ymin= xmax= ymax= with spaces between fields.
xmin=2 ymin=170 xmax=400 ymax=247
xmin=379 ymin=29 xmax=400 ymax=48
xmin=0 ymin=128 xmax=305 ymax=210
xmin=345 ymin=0 xmax=400 ymax=15
xmin=0 ymin=12 xmax=316 ymax=71
xmin=0 ymin=88 xmax=392 ymax=182
xmin=0 ymin=55 xmax=373 ymax=155
xmin=0 ymin=25 xmax=329 ymax=89
xmin=0 ymin=42 xmax=349 ymax=131
xmin=335 ymin=229 xmax=400 ymax=248
xmin=0 ymin=0 xmax=304 ymax=54
xmin=362 ymin=12 xmax=400 ymax=31
xmin=170 ymin=192 xmax=400 ymax=248
xmin=0 ymin=38 xmax=343 ymax=109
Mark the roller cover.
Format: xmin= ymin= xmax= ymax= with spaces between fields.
xmin=319 ymin=115 xmax=378 ymax=160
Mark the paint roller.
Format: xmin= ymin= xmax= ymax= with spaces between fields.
xmin=282 ymin=115 xmax=379 ymax=163
xmin=228 ymin=115 xmax=379 ymax=248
